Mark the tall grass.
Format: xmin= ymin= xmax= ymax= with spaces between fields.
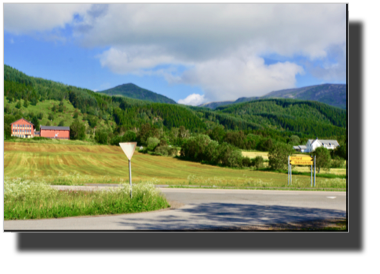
xmin=4 ymin=178 xmax=170 ymax=220
xmin=184 ymin=174 xmax=346 ymax=189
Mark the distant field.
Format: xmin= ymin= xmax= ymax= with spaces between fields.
xmin=4 ymin=142 xmax=346 ymax=190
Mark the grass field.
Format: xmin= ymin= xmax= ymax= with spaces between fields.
xmin=4 ymin=179 xmax=169 ymax=220
xmin=4 ymin=142 xmax=346 ymax=190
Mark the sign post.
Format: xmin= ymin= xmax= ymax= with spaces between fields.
xmin=289 ymin=156 xmax=314 ymax=187
xmin=119 ymin=142 xmax=137 ymax=198
xmin=314 ymin=155 xmax=316 ymax=187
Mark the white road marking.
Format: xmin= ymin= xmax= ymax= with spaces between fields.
xmin=327 ymin=196 xmax=337 ymax=199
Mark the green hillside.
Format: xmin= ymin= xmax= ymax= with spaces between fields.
xmin=214 ymin=98 xmax=346 ymax=136
xmin=4 ymin=64 xmax=346 ymax=161
xmin=100 ymin=83 xmax=177 ymax=104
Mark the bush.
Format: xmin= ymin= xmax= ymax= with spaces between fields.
xmin=331 ymin=157 xmax=345 ymax=168
xmin=58 ymin=120 xmax=65 ymax=126
xmin=154 ymin=145 xmax=169 ymax=156
xmin=252 ymin=156 xmax=264 ymax=169
xmin=38 ymin=112 xmax=44 ymax=119
xmin=70 ymin=119 xmax=86 ymax=140
xmin=48 ymin=113 xmax=54 ymax=121
xmin=311 ymin=147 xmax=332 ymax=173
xmin=268 ymin=143 xmax=293 ymax=170
xmin=242 ymin=157 xmax=251 ymax=167
xmin=122 ymin=130 xmax=137 ymax=142
xmin=95 ymin=129 xmax=109 ymax=144
xmin=147 ymin=137 xmax=160 ymax=151
xmin=167 ymin=146 xmax=179 ymax=156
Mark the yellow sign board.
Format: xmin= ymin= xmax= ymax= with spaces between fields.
xmin=290 ymin=160 xmax=313 ymax=165
xmin=290 ymin=156 xmax=313 ymax=161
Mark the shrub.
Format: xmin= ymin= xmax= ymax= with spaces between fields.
xmin=331 ymin=157 xmax=345 ymax=168
xmin=167 ymin=146 xmax=178 ymax=156
xmin=95 ymin=129 xmax=109 ymax=144
xmin=147 ymin=137 xmax=160 ymax=151
xmin=70 ymin=119 xmax=86 ymax=140
xmin=58 ymin=120 xmax=65 ymax=126
xmin=268 ymin=143 xmax=293 ymax=170
xmin=154 ymin=145 xmax=169 ymax=156
xmin=252 ymin=156 xmax=264 ymax=169
xmin=242 ymin=157 xmax=251 ymax=167
xmin=311 ymin=147 xmax=332 ymax=173
xmin=122 ymin=130 xmax=137 ymax=142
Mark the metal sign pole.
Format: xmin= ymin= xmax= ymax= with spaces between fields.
xmin=129 ymin=159 xmax=132 ymax=198
xmin=290 ymin=162 xmax=292 ymax=185
xmin=288 ymin=156 xmax=289 ymax=186
xmin=311 ymin=163 xmax=312 ymax=187
xmin=314 ymin=155 xmax=316 ymax=187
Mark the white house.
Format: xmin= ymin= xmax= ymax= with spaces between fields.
xmin=304 ymin=138 xmax=339 ymax=152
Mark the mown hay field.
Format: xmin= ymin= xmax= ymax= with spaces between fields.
xmin=4 ymin=142 xmax=346 ymax=189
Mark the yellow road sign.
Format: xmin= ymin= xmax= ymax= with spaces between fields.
xmin=290 ymin=160 xmax=313 ymax=165
xmin=290 ymin=156 xmax=313 ymax=161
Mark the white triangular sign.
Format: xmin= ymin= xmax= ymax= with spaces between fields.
xmin=119 ymin=142 xmax=137 ymax=160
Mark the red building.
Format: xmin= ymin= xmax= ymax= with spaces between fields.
xmin=40 ymin=126 xmax=70 ymax=139
xmin=10 ymin=118 xmax=35 ymax=138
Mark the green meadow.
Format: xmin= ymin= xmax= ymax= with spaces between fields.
xmin=4 ymin=142 xmax=346 ymax=190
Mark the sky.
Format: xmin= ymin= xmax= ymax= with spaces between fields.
xmin=3 ymin=3 xmax=347 ymax=106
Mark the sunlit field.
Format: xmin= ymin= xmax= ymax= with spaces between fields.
xmin=4 ymin=142 xmax=346 ymax=190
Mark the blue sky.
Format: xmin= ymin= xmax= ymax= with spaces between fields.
xmin=4 ymin=3 xmax=346 ymax=105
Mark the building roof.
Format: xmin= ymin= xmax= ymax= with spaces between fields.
xmin=10 ymin=117 xmax=34 ymax=125
xmin=308 ymin=139 xmax=339 ymax=146
xmin=40 ymin=126 xmax=70 ymax=130
xmin=293 ymin=145 xmax=307 ymax=150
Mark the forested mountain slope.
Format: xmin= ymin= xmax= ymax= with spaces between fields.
xmin=100 ymin=83 xmax=177 ymax=104
xmin=213 ymin=99 xmax=346 ymax=136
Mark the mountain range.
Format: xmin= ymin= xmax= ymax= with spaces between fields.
xmin=199 ymin=84 xmax=346 ymax=110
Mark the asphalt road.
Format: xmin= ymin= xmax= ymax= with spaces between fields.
xmin=4 ymin=188 xmax=346 ymax=230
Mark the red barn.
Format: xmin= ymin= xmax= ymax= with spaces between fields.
xmin=40 ymin=126 xmax=70 ymax=139
xmin=10 ymin=118 xmax=35 ymax=138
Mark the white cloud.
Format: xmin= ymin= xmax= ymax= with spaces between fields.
xmin=79 ymin=4 xmax=346 ymax=60
xmin=178 ymin=94 xmax=206 ymax=106
xmin=4 ymin=4 xmax=346 ymax=101
xmin=172 ymin=54 xmax=304 ymax=102
xmin=4 ymin=4 xmax=91 ymax=34
xmin=97 ymin=46 xmax=177 ymax=75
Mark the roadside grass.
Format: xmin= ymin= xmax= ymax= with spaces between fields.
xmin=4 ymin=178 xmax=170 ymax=220
xmin=4 ymin=142 xmax=346 ymax=190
